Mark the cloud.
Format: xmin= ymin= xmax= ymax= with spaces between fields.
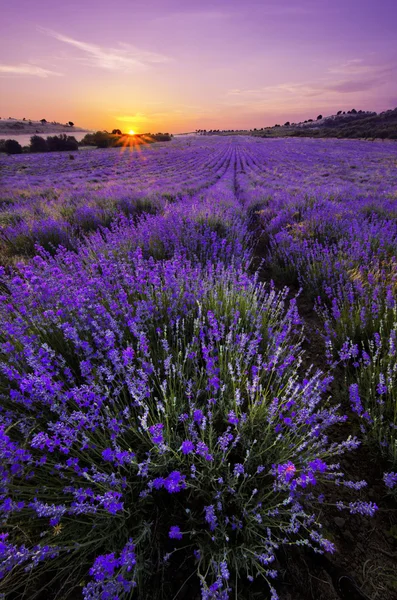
xmin=0 ymin=63 xmax=62 ymax=77
xmin=225 ymin=58 xmax=396 ymax=106
xmin=325 ymin=78 xmax=382 ymax=94
xmin=41 ymin=28 xmax=171 ymax=71
xmin=328 ymin=59 xmax=382 ymax=76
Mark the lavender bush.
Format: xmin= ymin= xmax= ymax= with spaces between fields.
xmin=0 ymin=248 xmax=371 ymax=599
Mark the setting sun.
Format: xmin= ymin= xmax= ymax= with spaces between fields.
xmin=128 ymin=129 xmax=135 ymax=135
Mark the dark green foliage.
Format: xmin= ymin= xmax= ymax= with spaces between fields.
xmin=46 ymin=134 xmax=79 ymax=152
xmin=30 ymin=135 xmax=49 ymax=152
xmin=79 ymin=131 xmax=173 ymax=148
xmin=150 ymin=132 xmax=172 ymax=141
xmin=4 ymin=139 xmax=23 ymax=154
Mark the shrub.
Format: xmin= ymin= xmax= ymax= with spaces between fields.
xmin=0 ymin=250 xmax=373 ymax=599
xmin=46 ymin=134 xmax=79 ymax=152
xmin=4 ymin=139 xmax=22 ymax=155
xmin=30 ymin=135 xmax=49 ymax=153
xmin=93 ymin=131 xmax=113 ymax=148
xmin=150 ymin=133 xmax=172 ymax=142
xmin=80 ymin=133 xmax=97 ymax=146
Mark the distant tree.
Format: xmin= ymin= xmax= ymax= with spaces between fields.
xmin=150 ymin=133 xmax=172 ymax=142
xmin=30 ymin=135 xmax=49 ymax=153
xmin=112 ymin=129 xmax=122 ymax=135
xmin=307 ymin=119 xmax=313 ymax=122
xmin=337 ymin=110 xmax=342 ymax=115
xmin=317 ymin=114 xmax=323 ymax=120
xmin=4 ymin=139 xmax=23 ymax=155
xmin=68 ymin=121 xmax=74 ymax=127
xmin=40 ymin=119 xmax=47 ymax=125
xmin=79 ymin=133 xmax=96 ymax=146
xmin=47 ymin=134 xmax=79 ymax=152
xmin=23 ymin=117 xmax=26 ymax=121
xmin=284 ymin=121 xmax=290 ymax=126
xmin=93 ymin=131 xmax=113 ymax=148
xmin=350 ymin=109 xmax=357 ymax=114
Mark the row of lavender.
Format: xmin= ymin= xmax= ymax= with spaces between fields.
xmin=0 ymin=139 xmax=237 ymax=262
xmin=0 ymin=136 xmax=393 ymax=599
xmin=252 ymin=138 xmax=397 ymax=491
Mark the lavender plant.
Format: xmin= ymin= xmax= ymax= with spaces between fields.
xmin=0 ymin=245 xmax=373 ymax=599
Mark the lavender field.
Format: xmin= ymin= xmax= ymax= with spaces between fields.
xmin=1 ymin=136 xmax=397 ymax=600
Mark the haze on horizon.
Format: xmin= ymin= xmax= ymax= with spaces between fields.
xmin=1 ymin=0 xmax=396 ymax=134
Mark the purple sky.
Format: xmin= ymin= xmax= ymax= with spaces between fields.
xmin=1 ymin=0 xmax=396 ymax=132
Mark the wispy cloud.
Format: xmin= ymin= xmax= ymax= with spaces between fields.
xmin=328 ymin=58 xmax=382 ymax=76
xmin=0 ymin=63 xmax=62 ymax=78
xmin=325 ymin=78 xmax=383 ymax=94
xmin=225 ymin=58 xmax=396 ymax=104
xmin=41 ymin=28 xmax=171 ymax=71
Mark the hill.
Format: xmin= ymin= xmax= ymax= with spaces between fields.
xmin=0 ymin=117 xmax=88 ymax=136
xmin=252 ymin=108 xmax=397 ymax=140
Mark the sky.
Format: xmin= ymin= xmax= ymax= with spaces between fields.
xmin=0 ymin=0 xmax=396 ymax=133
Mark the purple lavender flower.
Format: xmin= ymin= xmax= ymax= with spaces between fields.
xmin=181 ymin=440 xmax=195 ymax=455
xmin=276 ymin=461 xmax=296 ymax=484
xmin=233 ymin=463 xmax=245 ymax=477
xmin=164 ymin=471 xmax=186 ymax=493
xmin=169 ymin=525 xmax=182 ymax=540
xmin=149 ymin=423 xmax=164 ymax=444
xmin=227 ymin=411 xmax=239 ymax=425
xmin=204 ymin=505 xmax=217 ymax=531
xmin=383 ymin=472 xmax=397 ymax=489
